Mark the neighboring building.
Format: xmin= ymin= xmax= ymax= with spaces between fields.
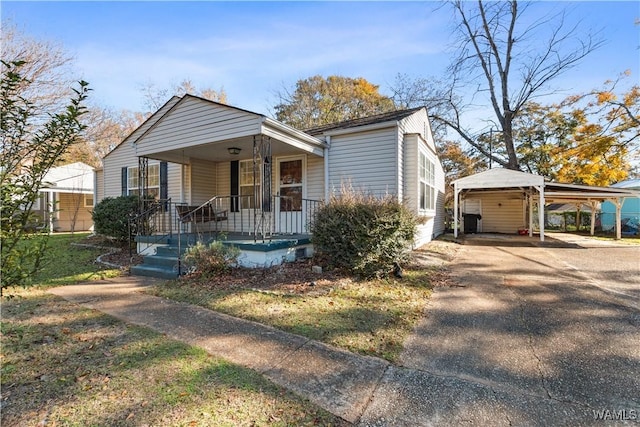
xmin=98 ymin=95 xmax=445 ymax=275
xmin=600 ymin=179 xmax=640 ymax=235
xmin=33 ymin=162 xmax=95 ymax=232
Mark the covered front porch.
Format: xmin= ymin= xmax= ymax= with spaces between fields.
xmin=127 ymin=95 xmax=327 ymax=277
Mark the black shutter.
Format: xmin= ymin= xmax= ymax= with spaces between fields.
xmin=160 ymin=162 xmax=168 ymax=200
xmin=230 ymin=160 xmax=239 ymax=212
xmin=121 ymin=167 xmax=128 ymax=196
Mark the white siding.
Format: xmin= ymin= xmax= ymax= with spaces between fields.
xmin=102 ymin=139 xmax=135 ymax=199
xmin=306 ymin=155 xmax=324 ymax=201
xmin=403 ymin=134 xmax=419 ymax=212
xmin=432 ymin=158 xmax=446 ymax=236
xmin=403 ymin=133 xmax=446 ymax=246
xmin=189 ymin=158 xmax=217 ymax=204
xmin=328 ymin=127 xmax=397 ymax=196
xmin=102 ymin=138 xmax=183 ymax=204
xmin=95 ymin=169 xmax=104 ymax=203
xmin=136 ymin=97 xmax=263 ymax=157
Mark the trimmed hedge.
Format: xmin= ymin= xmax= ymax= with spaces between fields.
xmin=311 ymin=192 xmax=417 ymax=278
xmin=92 ymin=195 xmax=139 ymax=242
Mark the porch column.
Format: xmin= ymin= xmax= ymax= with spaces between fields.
xmin=575 ymin=204 xmax=581 ymax=232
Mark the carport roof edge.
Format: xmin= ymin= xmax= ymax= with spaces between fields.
xmin=452 ymin=169 xmax=639 ymax=199
xmin=452 ymin=168 xmax=544 ymax=190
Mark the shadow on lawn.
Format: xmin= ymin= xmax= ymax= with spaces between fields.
xmin=1 ymin=292 xmax=346 ymax=427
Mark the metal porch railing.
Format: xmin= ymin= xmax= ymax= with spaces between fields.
xmin=129 ymin=195 xmax=324 ymax=260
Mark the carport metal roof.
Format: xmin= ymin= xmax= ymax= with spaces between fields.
xmin=452 ymin=169 xmax=639 ymax=241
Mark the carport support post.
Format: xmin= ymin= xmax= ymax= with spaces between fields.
xmin=536 ymin=185 xmax=545 ymax=242
xmin=453 ymin=183 xmax=460 ymax=238
xmin=614 ymin=198 xmax=623 ymax=240
xmin=589 ymin=200 xmax=598 ymax=236
xmin=528 ymin=192 xmax=534 ymax=237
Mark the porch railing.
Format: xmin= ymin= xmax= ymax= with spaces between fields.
xmin=129 ymin=195 xmax=323 ymax=260
xmin=178 ymin=194 xmax=324 ymax=241
xmin=128 ymin=198 xmax=173 ymax=259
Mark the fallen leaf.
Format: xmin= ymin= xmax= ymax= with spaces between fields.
xmin=126 ymin=412 xmax=134 ymax=420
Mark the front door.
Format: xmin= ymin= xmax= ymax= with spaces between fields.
xmin=276 ymin=156 xmax=305 ymax=234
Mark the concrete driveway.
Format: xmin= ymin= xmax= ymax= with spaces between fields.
xmin=360 ymin=233 xmax=639 ymax=426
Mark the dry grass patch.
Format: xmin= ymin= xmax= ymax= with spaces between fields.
xmin=149 ymin=239 xmax=458 ymax=362
xmin=1 ymin=288 xmax=347 ymax=427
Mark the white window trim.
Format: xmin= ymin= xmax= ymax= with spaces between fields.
xmin=127 ymin=163 xmax=160 ymax=197
xmin=418 ymin=149 xmax=436 ymax=214
xmin=239 ymin=159 xmax=262 ymax=209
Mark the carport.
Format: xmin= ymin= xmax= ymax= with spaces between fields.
xmin=452 ymin=169 xmax=639 ymax=241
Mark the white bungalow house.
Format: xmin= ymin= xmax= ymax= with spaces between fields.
xmin=97 ymin=95 xmax=445 ymax=278
xmin=31 ymin=162 xmax=95 ymax=232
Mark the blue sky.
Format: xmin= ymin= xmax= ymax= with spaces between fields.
xmin=2 ymin=1 xmax=639 ymax=117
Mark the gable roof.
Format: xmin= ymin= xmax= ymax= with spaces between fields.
xmin=102 ymin=95 xmax=182 ymax=160
xmin=41 ymin=162 xmax=94 ymax=192
xmin=304 ymin=107 xmax=425 ymax=136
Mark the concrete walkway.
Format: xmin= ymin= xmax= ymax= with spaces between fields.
xmin=49 ymin=234 xmax=640 ymax=426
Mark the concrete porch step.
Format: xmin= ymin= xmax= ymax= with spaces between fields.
xmin=130 ymin=264 xmax=178 ymax=280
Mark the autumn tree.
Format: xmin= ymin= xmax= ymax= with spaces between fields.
xmin=273 ymin=75 xmax=396 ymax=129
xmin=69 ymin=107 xmax=144 ymax=168
xmin=437 ymin=140 xmax=486 ymax=206
xmin=553 ymin=76 xmax=639 ymax=185
xmin=394 ymin=1 xmax=601 ymax=170
xmin=1 ymin=60 xmax=89 ymax=292
xmin=512 ymin=73 xmax=639 ymax=186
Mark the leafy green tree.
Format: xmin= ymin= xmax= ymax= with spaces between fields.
xmin=274 ymin=75 xmax=396 ymax=129
xmin=0 ymin=60 xmax=89 ymax=293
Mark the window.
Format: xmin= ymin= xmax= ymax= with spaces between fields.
xmin=32 ymin=192 xmax=42 ymax=210
xmin=419 ymin=151 xmax=436 ymax=211
xmin=127 ymin=163 xmax=160 ymax=198
xmin=84 ymin=194 xmax=94 ymax=207
xmin=239 ymin=160 xmax=261 ymax=208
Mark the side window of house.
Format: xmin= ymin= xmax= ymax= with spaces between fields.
xmin=239 ymin=160 xmax=261 ymax=209
xmin=419 ymin=151 xmax=436 ymax=211
xmin=127 ymin=163 xmax=160 ymax=198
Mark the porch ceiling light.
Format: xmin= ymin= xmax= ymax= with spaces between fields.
xmin=228 ymin=147 xmax=241 ymax=155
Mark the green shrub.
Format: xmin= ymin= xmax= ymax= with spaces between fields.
xmin=92 ymin=195 xmax=139 ymax=242
xmin=182 ymin=241 xmax=240 ymax=277
xmin=311 ymin=192 xmax=417 ymax=278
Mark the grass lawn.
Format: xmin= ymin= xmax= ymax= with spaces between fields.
xmin=27 ymin=232 xmax=122 ymax=287
xmin=148 ymin=241 xmax=456 ymax=362
xmin=1 ymin=234 xmax=347 ymax=426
